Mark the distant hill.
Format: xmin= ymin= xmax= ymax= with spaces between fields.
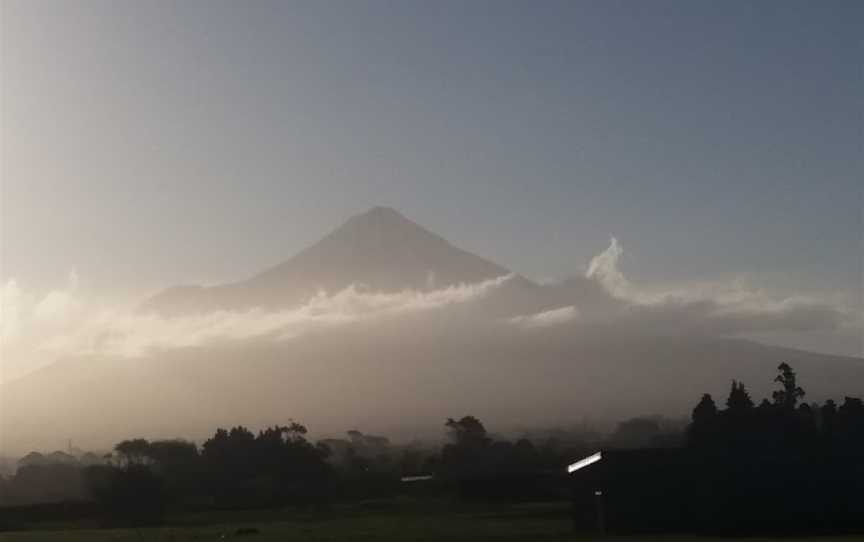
xmin=144 ymin=207 xmax=512 ymax=315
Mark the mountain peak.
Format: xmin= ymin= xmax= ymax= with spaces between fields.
xmin=144 ymin=207 xmax=511 ymax=315
xmin=324 ymin=206 xmax=446 ymax=247
xmin=337 ymin=206 xmax=416 ymax=232
xmin=363 ymin=205 xmax=404 ymax=219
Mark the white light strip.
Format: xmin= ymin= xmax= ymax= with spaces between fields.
xmin=567 ymin=451 xmax=602 ymax=473
xmin=401 ymin=475 xmax=434 ymax=482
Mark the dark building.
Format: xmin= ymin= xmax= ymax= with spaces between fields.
xmin=568 ymin=448 xmax=864 ymax=535
xmin=568 ymin=449 xmax=690 ymax=534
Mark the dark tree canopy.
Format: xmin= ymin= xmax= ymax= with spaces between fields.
xmin=773 ymin=362 xmax=806 ymax=409
xmin=725 ymin=380 xmax=754 ymax=413
xmin=445 ymin=416 xmax=489 ymax=447
xmin=113 ymin=439 xmax=151 ymax=466
xmin=693 ymin=394 xmax=717 ymax=424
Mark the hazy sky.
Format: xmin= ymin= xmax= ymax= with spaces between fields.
xmin=1 ymin=0 xmax=861 ymax=299
xmin=1 ymin=2 xmax=863 ymax=454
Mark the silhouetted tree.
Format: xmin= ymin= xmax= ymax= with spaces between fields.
xmin=773 ymin=362 xmax=805 ymax=409
xmin=725 ymin=380 xmax=754 ymax=413
xmin=17 ymin=452 xmax=47 ymax=469
xmin=142 ymin=440 xmax=201 ymax=503
xmin=439 ymin=416 xmax=555 ymax=500
xmin=200 ymin=422 xmax=330 ymax=507
xmin=114 ymin=439 xmax=151 ymax=466
xmin=693 ymin=394 xmax=718 ymax=424
xmin=682 ymin=363 xmax=864 ymax=534
xmin=145 ymin=440 xmax=198 ymax=467
xmin=688 ymin=394 xmax=718 ymax=446
xmin=445 ymin=416 xmax=490 ymax=448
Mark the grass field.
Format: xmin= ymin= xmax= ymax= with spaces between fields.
xmin=2 ymin=501 xmax=862 ymax=542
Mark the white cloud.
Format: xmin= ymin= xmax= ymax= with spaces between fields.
xmin=585 ymin=237 xmax=629 ymax=298
xmin=0 ymin=274 xmax=514 ymax=382
xmin=509 ymin=306 xmax=579 ymax=328
xmin=33 ymin=271 xmax=80 ymax=321
xmin=582 ymin=237 xmax=858 ymax=338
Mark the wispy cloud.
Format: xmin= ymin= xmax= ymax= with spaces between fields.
xmin=0 ymin=274 xmax=513 ymax=382
xmin=508 ymin=306 xmax=579 ymax=328
xmin=583 ymin=237 xmax=856 ymax=336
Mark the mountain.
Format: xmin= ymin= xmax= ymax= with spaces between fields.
xmin=144 ymin=206 xmax=513 ymax=315
xmin=3 ymin=206 xmax=861 ymax=455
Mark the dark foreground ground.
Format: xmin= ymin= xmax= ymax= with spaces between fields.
xmin=2 ymin=500 xmax=861 ymax=542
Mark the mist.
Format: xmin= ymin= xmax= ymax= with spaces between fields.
xmin=2 ymin=236 xmax=860 ymax=456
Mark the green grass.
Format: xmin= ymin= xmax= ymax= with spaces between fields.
xmin=2 ymin=501 xmax=861 ymax=542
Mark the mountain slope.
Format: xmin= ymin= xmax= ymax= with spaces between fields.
xmin=3 ymin=326 xmax=862 ymax=455
xmin=144 ymin=207 xmax=513 ymax=315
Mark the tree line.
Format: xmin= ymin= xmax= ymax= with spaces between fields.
xmin=0 ymin=413 xmax=674 ymax=525
xmin=1 ymin=362 xmax=862 ymax=533
xmin=675 ymin=363 xmax=864 ymax=533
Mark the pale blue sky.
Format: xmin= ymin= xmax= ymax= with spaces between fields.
xmin=1 ymin=0 xmax=861 ymax=302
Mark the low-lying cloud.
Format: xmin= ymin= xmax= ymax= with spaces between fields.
xmin=0 ymin=274 xmax=513 ymax=382
xmin=1 ymin=240 xmax=858 ymax=385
